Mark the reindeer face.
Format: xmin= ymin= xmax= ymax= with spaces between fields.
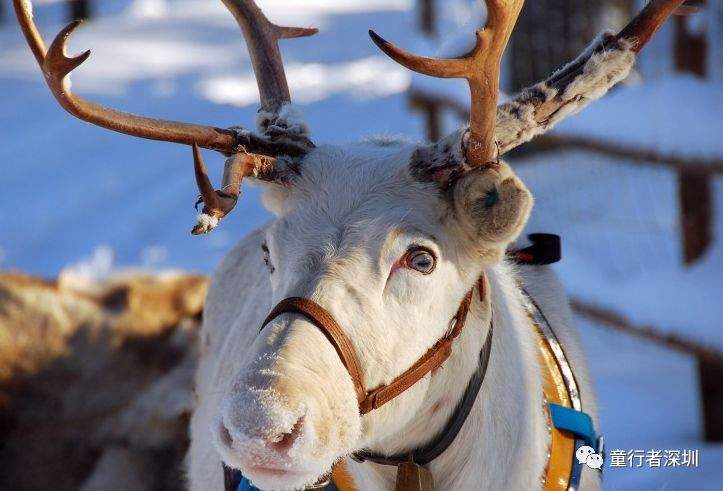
xmin=214 ymin=137 xmax=532 ymax=489
xmin=18 ymin=0 xmax=660 ymax=487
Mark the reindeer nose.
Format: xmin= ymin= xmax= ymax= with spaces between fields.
xmin=217 ymin=411 xmax=307 ymax=461
xmin=266 ymin=416 xmax=305 ymax=453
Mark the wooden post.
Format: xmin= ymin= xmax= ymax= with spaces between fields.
xmin=410 ymin=94 xmax=442 ymax=142
xmin=678 ymin=170 xmax=713 ymax=264
xmin=698 ymin=359 xmax=723 ymax=441
xmin=674 ymin=1 xmax=707 ymax=78
xmin=508 ymin=0 xmax=603 ymax=92
xmin=418 ymin=0 xmax=436 ymax=37
xmin=672 ymin=0 xmax=721 ymax=443
xmin=674 ymin=0 xmax=711 ymax=265
xmin=68 ymin=0 xmax=92 ymax=22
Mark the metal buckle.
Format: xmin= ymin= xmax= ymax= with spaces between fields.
xmin=306 ymin=473 xmax=331 ymax=489
xmin=445 ymin=317 xmax=457 ymax=337
xmin=597 ymin=435 xmax=605 ymax=475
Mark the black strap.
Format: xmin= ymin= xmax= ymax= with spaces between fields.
xmin=224 ymin=465 xmax=242 ymax=491
xmin=513 ymin=233 xmax=561 ymax=265
xmin=352 ymin=320 xmax=494 ymax=466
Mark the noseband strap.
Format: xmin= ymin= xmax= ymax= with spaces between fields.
xmin=262 ymin=297 xmax=368 ymax=405
xmin=260 ymin=282 xmax=477 ymax=415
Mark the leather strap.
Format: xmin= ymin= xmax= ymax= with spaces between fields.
xmin=353 ymin=315 xmax=493 ymax=466
xmin=261 ymin=282 xmax=476 ymax=415
xmin=262 ymin=297 xmax=368 ymax=405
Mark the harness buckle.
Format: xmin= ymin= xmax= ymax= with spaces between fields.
xmin=445 ymin=317 xmax=458 ymax=337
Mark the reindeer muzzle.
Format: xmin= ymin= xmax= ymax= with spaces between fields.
xmin=260 ymin=281 xmax=480 ymax=414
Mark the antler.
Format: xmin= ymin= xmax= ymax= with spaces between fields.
xmin=495 ymin=0 xmax=690 ymax=154
xmin=13 ymin=0 xmax=236 ymax=153
xmin=221 ymin=0 xmax=317 ymax=112
xmin=14 ymin=0 xmax=317 ymax=234
xmin=370 ymin=0 xmax=525 ymax=166
xmin=191 ymin=144 xmax=280 ymax=235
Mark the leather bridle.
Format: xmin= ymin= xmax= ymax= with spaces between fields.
xmin=223 ymin=276 xmax=493 ymax=490
xmin=260 ymin=275 xmax=487 ymax=415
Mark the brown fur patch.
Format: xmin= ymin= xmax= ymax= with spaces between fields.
xmin=0 ymin=272 xmax=206 ymax=491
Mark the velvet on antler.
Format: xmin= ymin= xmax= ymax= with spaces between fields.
xmin=371 ymin=0 xmax=690 ymax=166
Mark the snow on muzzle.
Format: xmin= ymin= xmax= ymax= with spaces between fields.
xmin=214 ymin=312 xmax=361 ymax=489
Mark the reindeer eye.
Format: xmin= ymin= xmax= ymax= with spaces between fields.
xmin=405 ymin=248 xmax=436 ymax=274
xmin=261 ymin=243 xmax=275 ymax=273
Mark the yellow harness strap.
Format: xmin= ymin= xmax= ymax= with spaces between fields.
xmin=332 ymin=461 xmax=357 ymax=491
xmin=535 ymin=323 xmax=577 ymax=491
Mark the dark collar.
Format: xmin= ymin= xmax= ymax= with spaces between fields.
xmin=352 ymin=319 xmax=494 ymax=467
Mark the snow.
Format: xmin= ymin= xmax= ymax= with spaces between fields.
xmin=516 ymin=150 xmax=723 ymax=348
xmin=1 ymin=0 xmax=721 ymax=489
xmin=201 ymin=56 xmax=410 ymax=107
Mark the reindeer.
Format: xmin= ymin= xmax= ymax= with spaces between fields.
xmin=13 ymin=0 xmax=688 ymax=489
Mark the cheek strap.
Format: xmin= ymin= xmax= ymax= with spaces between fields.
xmin=260 ymin=277 xmax=481 ymax=415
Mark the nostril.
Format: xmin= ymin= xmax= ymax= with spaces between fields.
xmin=268 ymin=416 xmax=304 ymax=453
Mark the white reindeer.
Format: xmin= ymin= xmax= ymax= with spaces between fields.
xmin=13 ymin=0 xmax=687 ymax=489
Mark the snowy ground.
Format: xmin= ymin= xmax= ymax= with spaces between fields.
xmin=1 ymin=0 xmax=721 ymax=489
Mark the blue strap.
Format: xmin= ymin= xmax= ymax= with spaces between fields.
xmin=235 ymin=476 xmax=338 ymax=491
xmin=236 ymin=477 xmax=260 ymax=491
xmin=548 ymin=402 xmax=597 ymax=448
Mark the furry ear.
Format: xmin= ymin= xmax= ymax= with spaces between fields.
xmin=410 ymin=130 xmax=533 ymax=257
xmin=450 ymin=161 xmax=533 ymax=247
xmin=257 ymin=156 xmax=299 ymax=217
xmin=260 ymin=180 xmax=292 ymax=217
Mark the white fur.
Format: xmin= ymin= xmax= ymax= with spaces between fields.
xmin=187 ymin=140 xmax=599 ymax=491
xmin=256 ymin=103 xmax=311 ymax=138
xmin=195 ymin=213 xmax=219 ymax=233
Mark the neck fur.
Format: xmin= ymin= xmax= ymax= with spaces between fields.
xmin=348 ymin=262 xmax=549 ymax=490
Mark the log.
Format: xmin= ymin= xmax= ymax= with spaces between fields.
xmin=571 ymin=299 xmax=723 ymax=366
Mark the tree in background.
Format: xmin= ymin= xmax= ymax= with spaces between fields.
xmin=68 ymin=0 xmax=92 ymax=21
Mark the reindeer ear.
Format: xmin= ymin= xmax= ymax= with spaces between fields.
xmin=410 ymin=130 xmax=533 ymax=253
xmin=450 ymin=162 xmax=533 ymax=247
xmin=257 ymin=156 xmax=300 ymax=217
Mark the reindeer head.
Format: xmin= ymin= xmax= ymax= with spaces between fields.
xmin=14 ymin=0 xmax=688 ymax=488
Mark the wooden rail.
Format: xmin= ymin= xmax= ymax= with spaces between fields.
xmin=571 ymin=298 xmax=723 ymax=365
xmin=572 ymin=297 xmax=723 ymax=441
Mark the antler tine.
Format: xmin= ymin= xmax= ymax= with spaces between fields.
xmin=371 ymin=0 xmax=524 ymax=166
xmin=221 ymin=0 xmax=318 ymax=112
xmin=13 ymin=0 xmax=238 ymax=154
xmin=368 ymin=31 xmax=469 ymax=78
xmin=616 ymin=0 xmax=690 ymax=52
xmin=192 ymin=144 xmax=281 ymax=235
xmin=193 ymin=143 xmax=222 ymax=213
xmin=192 ymin=145 xmax=250 ymax=235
